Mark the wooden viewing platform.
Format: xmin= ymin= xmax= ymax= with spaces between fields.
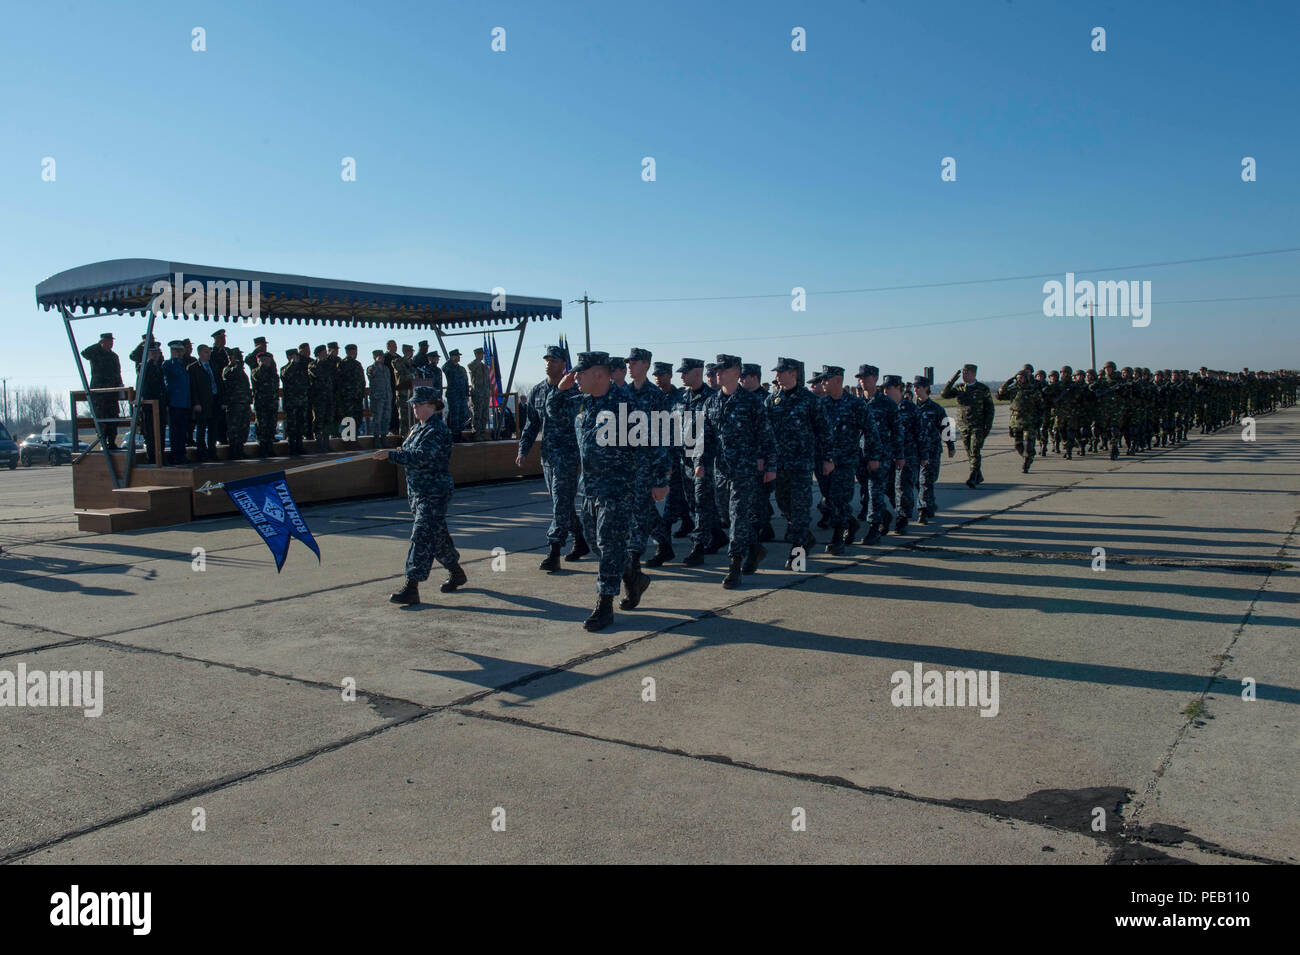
xmin=72 ymin=437 xmax=543 ymax=533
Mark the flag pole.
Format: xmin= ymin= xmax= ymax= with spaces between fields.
xmin=196 ymin=452 xmax=376 ymax=495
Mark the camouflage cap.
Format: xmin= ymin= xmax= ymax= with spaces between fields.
xmin=772 ymin=356 xmax=800 ymax=373
xmin=705 ymin=363 xmax=718 ymax=374
xmin=448 ymin=348 xmax=461 ymax=357
xmin=1060 ymin=365 xmax=1073 ymax=376
xmin=652 ymin=361 xmax=673 ymax=376
xmin=574 ymin=350 xmax=611 ymax=372
xmin=327 ymin=341 xmax=339 ymax=349
xmin=543 ymin=345 xmax=566 ymax=362
xmin=409 ymin=385 xmax=440 ymax=404
xmin=963 ymin=363 xmax=978 ymax=373
xmin=714 ymin=354 xmax=741 ymax=370
xmin=882 ymin=374 xmax=903 ymax=388
xmin=608 ymin=355 xmax=627 ymax=371
xmin=627 ymin=347 xmax=652 ymax=363
xmin=1022 ymin=363 xmax=1034 ymax=374
xmin=314 ymin=344 xmax=327 ymax=355
xmin=741 ymin=363 xmax=761 ymax=378
xmin=284 ymin=349 xmax=297 ymax=359
xmin=856 ymin=364 xmax=879 ymax=379
xmin=676 ymin=357 xmax=704 ymax=373
xmin=809 ymin=371 xmax=824 ymax=384
xmin=821 ymin=364 xmax=845 ymax=379
xmin=913 ymin=375 xmax=931 ymax=388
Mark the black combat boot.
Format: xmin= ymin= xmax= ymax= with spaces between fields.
xmin=722 ymin=555 xmax=744 ymax=589
xmin=539 ymin=542 xmax=563 ymax=572
xmin=757 ymin=523 xmax=775 ymax=542
xmin=917 ymin=508 xmax=930 ymax=524
xmin=566 ymin=529 xmax=590 ymax=561
xmin=817 ymin=511 xmax=830 ymax=529
xmin=619 ymin=556 xmax=650 ymax=610
xmin=845 ymin=517 xmax=860 ymax=546
xmin=1110 ymin=445 xmax=1119 ymax=461
xmin=856 ymin=504 xmax=868 ymax=521
xmin=682 ymin=543 xmax=707 ymax=566
xmin=742 ymin=543 xmax=765 ymax=574
xmin=705 ymin=527 xmax=729 ymax=554
xmin=389 ymin=578 xmax=419 ymax=604
xmin=673 ymin=515 xmax=695 ymax=539
xmin=583 ymin=594 xmax=614 ymax=632
xmin=804 ymin=530 xmax=816 ymax=549
xmin=825 ymin=528 xmax=844 ymax=555
xmin=440 ymin=562 xmax=467 ymax=592
xmin=894 ymin=514 xmax=908 ymax=535
xmin=863 ymin=521 xmax=882 ymax=545
xmin=645 ymin=540 xmax=674 ymax=567
xmin=965 ymin=472 xmax=978 ymax=489
xmin=1063 ymin=448 xmax=1072 ymax=460
xmin=1022 ymin=458 xmax=1031 ymax=473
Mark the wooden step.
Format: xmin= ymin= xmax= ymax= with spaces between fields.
xmin=75 ymin=507 xmax=156 ymax=533
xmin=112 ymin=484 xmax=193 ymax=524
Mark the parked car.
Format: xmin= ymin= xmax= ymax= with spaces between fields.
xmin=18 ymin=433 xmax=79 ymax=466
xmin=0 ymin=422 xmax=18 ymax=469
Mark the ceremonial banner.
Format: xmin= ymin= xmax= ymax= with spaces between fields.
xmin=222 ymin=472 xmax=322 ymax=572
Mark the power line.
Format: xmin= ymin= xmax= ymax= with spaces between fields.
xmin=592 ymin=291 xmax=1300 ymax=348
xmin=600 ymin=245 xmax=1300 ymax=304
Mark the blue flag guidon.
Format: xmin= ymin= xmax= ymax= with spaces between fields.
xmin=223 ymin=472 xmax=321 ymax=572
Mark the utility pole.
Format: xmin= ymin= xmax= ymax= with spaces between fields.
xmin=1089 ymin=300 xmax=1096 ymax=373
xmin=1 ymin=378 xmax=8 ymax=424
xmin=569 ymin=293 xmax=601 ymax=352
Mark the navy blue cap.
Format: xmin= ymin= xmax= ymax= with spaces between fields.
xmin=857 ymin=364 xmax=879 ymax=379
xmin=627 ymin=347 xmax=652 ymax=363
xmin=409 ymin=385 xmax=440 ymax=404
xmin=609 ymin=355 xmax=627 ymax=371
xmin=821 ymin=365 xmax=844 ymax=379
xmin=741 ymin=363 xmax=761 ymax=378
xmin=913 ymin=375 xmax=930 ymax=388
xmin=543 ymin=345 xmax=566 ymax=362
xmin=652 ymin=361 xmax=673 ymax=376
xmin=575 ymin=351 xmax=611 ymax=372
xmin=677 ymin=357 xmax=704 ymax=373
xmin=714 ymin=354 xmax=742 ymax=371
xmin=772 ymin=356 xmax=800 ymax=373
xmin=882 ymin=374 xmax=903 ymax=388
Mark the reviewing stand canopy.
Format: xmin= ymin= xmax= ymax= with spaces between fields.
xmin=37 ymin=258 xmax=563 ymax=487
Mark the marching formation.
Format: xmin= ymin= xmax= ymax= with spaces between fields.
xmin=80 ymin=332 xmax=501 ymax=466
xmin=499 ymin=351 xmax=1296 ymax=633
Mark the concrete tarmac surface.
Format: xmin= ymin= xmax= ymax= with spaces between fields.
xmin=1 ymin=408 xmax=1296 ymax=864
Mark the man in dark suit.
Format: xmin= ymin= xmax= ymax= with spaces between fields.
xmin=190 ymin=343 xmax=221 ymax=461
xmin=162 ymin=341 xmax=199 ymax=466
xmin=210 ymin=329 xmax=229 ymax=449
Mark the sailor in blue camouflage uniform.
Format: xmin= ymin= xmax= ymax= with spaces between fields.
xmin=819 ymin=366 xmax=883 ymax=555
xmin=693 ymin=355 xmax=776 ymax=587
xmin=517 ymin=345 xmax=589 ymax=571
xmin=377 ymin=386 xmax=466 ymax=605
xmin=885 ymin=374 xmax=921 ymax=534
xmin=678 ymin=358 xmax=727 ymax=564
xmin=809 ymin=369 xmax=833 ymax=529
xmin=741 ymin=363 xmax=777 ymax=543
xmin=912 ymin=376 xmax=952 ymax=524
xmin=858 ymin=365 xmax=904 ymax=545
xmin=552 ymin=352 xmax=667 ymax=631
xmin=622 ymin=347 xmax=674 ymax=587
xmin=766 ymin=356 xmax=833 ymax=568
xmin=651 ymin=360 xmax=690 ymax=556
xmin=703 ymin=362 xmax=730 ymax=532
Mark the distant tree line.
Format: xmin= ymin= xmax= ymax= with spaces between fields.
xmin=1 ymin=385 xmax=70 ymax=438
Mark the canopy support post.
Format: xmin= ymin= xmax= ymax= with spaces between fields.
xmin=60 ymin=305 xmax=122 ymax=488
xmin=504 ymin=318 xmax=527 ymax=397
xmin=121 ymin=307 xmax=159 ymax=484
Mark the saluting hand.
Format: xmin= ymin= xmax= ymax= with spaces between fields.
xmin=558 ymin=371 xmax=577 ymax=391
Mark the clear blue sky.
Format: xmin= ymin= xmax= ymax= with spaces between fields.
xmin=2 ymin=0 xmax=1296 ymax=399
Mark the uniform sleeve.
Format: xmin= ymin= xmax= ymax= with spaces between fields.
xmin=518 ymin=384 xmax=543 ymax=457
xmin=755 ymin=399 xmax=776 ymax=468
xmin=890 ymin=407 xmax=904 ymax=460
xmin=693 ymin=398 xmax=716 ymax=469
xmin=810 ymin=397 xmax=830 ymax=464
xmin=859 ymin=403 xmax=883 ymax=461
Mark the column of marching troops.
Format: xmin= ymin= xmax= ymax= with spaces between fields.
xmin=513 ymin=348 xmax=1298 ymax=633
xmin=78 ymin=330 xmax=500 ymax=466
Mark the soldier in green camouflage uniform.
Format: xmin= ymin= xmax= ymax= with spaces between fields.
xmin=309 ymin=345 xmax=336 ymax=453
xmin=279 ymin=349 xmax=310 ymax=456
xmin=1053 ymin=365 xmax=1089 ymax=459
xmin=251 ymin=351 xmax=280 ymax=457
xmin=222 ymin=348 xmax=252 ymax=458
xmin=337 ymin=344 xmax=367 ymax=441
xmin=996 ymin=365 xmax=1044 ymax=473
xmin=941 ymin=363 xmax=995 ymax=487
xmin=80 ymin=332 xmax=125 ymax=448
